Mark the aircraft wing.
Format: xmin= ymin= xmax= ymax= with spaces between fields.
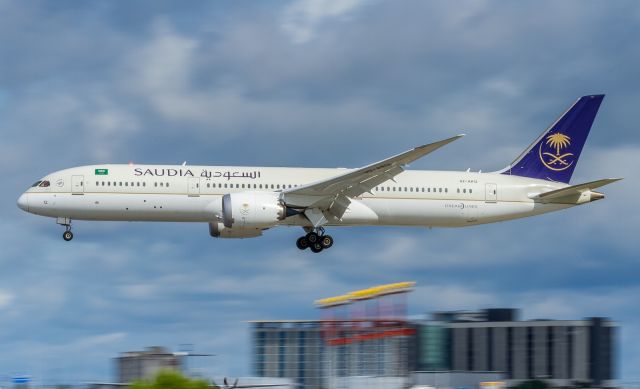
xmin=282 ymin=135 xmax=464 ymax=223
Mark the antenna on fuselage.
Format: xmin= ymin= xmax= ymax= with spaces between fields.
xmin=182 ymin=161 xmax=187 ymax=166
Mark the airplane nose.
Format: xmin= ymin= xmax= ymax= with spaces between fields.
xmin=17 ymin=193 xmax=29 ymax=212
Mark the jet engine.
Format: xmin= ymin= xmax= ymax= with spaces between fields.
xmin=209 ymin=222 xmax=262 ymax=239
xmin=221 ymin=191 xmax=286 ymax=229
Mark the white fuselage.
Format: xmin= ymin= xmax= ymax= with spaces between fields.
xmin=18 ymin=164 xmax=577 ymax=229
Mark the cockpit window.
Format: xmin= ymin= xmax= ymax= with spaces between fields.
xmin=31 ymin=181 xmax=42 ymax=187
xmin=39 ymin=180 xmax=50 ymax=187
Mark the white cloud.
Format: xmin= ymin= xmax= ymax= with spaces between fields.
xmin=281 ymin=0 xmax=369 ymax=43
xmin=0 ymin=290 xmax=14 ymax=309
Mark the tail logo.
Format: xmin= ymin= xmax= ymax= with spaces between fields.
xmin=539 ymin=132 xmax=574 ymax=172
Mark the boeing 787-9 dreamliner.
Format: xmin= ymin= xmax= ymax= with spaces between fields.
xmin=17 ymin=95 xmax=621 ymax=253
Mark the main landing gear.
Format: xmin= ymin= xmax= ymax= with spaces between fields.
xmin=296 ymin=227 xmax=333 ymax=253
xmin=57 ymin=217 xmax=73 ymax=241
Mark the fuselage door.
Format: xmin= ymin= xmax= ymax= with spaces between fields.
xmin=71 ymin=175 xmax=84 ymax=195
xmin=485 ymin=183 xmax=497 ymax=202
xmin=188 ymin=177 xmax=200 ymax=197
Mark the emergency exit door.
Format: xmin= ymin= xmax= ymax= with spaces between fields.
xmin=485 ymin=183 xmax=497 ymax=202
xmin=188 ymin=178 xmax=200 ymax=196
xmin=71 ymin=175 xmax=84 ymax=195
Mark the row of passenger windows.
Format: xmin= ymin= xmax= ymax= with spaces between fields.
xmin=96 ymin=181 xmax=170 ymax=188
xmin=93 ymin=180 xmax=475 ymax=195
xmin=204 ymin=183 xmax=300 ymax=190
xmin=374 ymin=186 xmax=473 ymax=194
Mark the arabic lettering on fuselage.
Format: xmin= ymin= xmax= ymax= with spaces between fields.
xmin=133 ymin=168 xmax=261 ymax=180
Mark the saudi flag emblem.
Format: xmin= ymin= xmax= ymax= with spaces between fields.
xmin=95 ymin=168 xmax=109 ymax=175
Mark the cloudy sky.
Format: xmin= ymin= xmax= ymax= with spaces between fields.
xmin=1 ymin=0 xmax=639 ymax=384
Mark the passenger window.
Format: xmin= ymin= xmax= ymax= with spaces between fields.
xmin=463 ymin=189 xmax=466 ymax=193
xmin=125 ymin=182 xmax=128 ymax=187
xmin=166 ymin=183 xmax=170 ymax=188
xmin=439 ymin=188 xmax=442 ymax=193
xmin=108 ymin=182 xmax=111 ymax=186
xmin=254 ymin=184 xmax=257 ymax=189
xmin=259 ymin=184 xmax=263 ymax=189
xmin=154 ymin=182 xmax=158 ymax=187
xmin=224 ymin=184 xmax=227 ymax=188
xmin=469 ymin=189 xmax=473 ymax=193
xmin=143 ymin=182 xmax=146 ymax=187
xmin=421 ymin=188 xmax=424 ymax=192
xmin=242 ymin=184 xmax=245 ymax=189
xmin=445 ymin=188 xmax=448 ymax=193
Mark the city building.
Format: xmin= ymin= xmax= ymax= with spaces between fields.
xmin=439 ymin=309 xmax=616 ymax=387
xmin=251 ymin=319 xmax=416 ymax=389
xmin=115 ymin=346 xmax=183 ymax=383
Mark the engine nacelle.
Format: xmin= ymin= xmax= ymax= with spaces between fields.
xmin=209 ymin=222 xmax=262 ymax=239
xmin=221 ymin=191 xmax=286 ymax=229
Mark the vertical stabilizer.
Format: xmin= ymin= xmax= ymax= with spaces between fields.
xmin=501 ymin=95 xmax=604 ymax=183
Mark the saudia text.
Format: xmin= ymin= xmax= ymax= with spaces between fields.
xmin=134 ymin=168 xmax=261 ymax=180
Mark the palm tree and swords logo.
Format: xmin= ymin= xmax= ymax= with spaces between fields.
xmin=538 ymin=132 xmax=574 ymax=171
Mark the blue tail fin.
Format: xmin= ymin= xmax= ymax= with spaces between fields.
xmin=501 ymin=94 xmax=604 ymax=183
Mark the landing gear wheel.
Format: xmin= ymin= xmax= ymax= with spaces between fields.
xmin=63 ymin=231 xmax=74 ymax=241
xmin=296 ymin=236 xmax=309 ymax=250
xmin=306 ymin=232 xmax=319 ymax=244
xmin=320 ymin=235 xmax=334 ymax=249
xmin=310 ymin=242 xmax=323 ymax=253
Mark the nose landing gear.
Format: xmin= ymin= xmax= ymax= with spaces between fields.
xmin=57 ymin=217 xmax=73 ymax=241
xmin=296 ymin=227 xmax=333 ymax=253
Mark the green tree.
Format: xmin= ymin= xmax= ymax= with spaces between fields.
xmin=512 ymin=380 xmax=551 ymax=389
xmin=131 ymin=370 xmax=217 ymax=389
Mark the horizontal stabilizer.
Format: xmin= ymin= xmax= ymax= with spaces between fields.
xmin=531 ymin=178 xmax=622 ymax=203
